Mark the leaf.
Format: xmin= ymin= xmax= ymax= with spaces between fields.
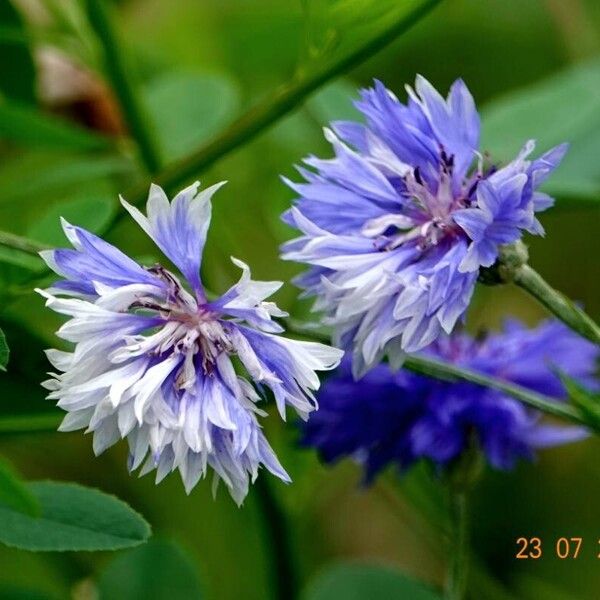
xmin=0 ymin=152 xmax=131 ymax=207
xmin=303 ymin=563 xmax=441 ymax=600
xmin=145 ymin=71 xmax=240 ymax=160
xmin=0 ymin=481 xmax=151 ymax=551
xmin=301 ymin=0 xmax=440 ymax=76
xmin=306 ymin=80 xmax=361 ymax=124
xmin=0 ymin=1 xmax=36 ymax=103
xmin=482 ymin=59 xmax=600 ymax=202
xmin=0 ymin=328 xmax=8 ymax=371
xmin=97 ymin=538 xmax=205 ymax=599
xmin=27 ymin=183 xmax=116 ymax=246
xmin=560 ymin=374 xmax=600 ymax=432
xmin=0 ymin=458 xmax=39 ymax=517
xmin=0 ymin=96 xmax=114 ymax=150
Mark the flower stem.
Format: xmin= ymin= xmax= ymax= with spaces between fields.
xmin=482 ymin=241 xmax=600 ymax=346
xmin=84 ymin=0 xmax=162 ymax=174
xmin=444 ymin=442 xmax=481 ymax=600
xmin=106 ymin=0 xmax=442 ymax=228
xmin=285 ymin=320 xmax=593 ymax=429
xmin=402 ymin=355 xmax=586 ymax=426
xmin=0 ymin=231 xmax=48 ymax=256
xmin=446 ymin=489 xmax=469 ymax=600
xmin=513 ymin=264 xmax=600 ymax=346
xmin=254 ymin=475 xmax=298 ymax=600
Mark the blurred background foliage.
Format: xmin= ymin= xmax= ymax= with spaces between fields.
xmin=0 ymin=0 xmax=599 ymax=598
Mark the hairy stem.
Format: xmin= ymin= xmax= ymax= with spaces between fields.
xmin=0 ymin=231 xmax=49 ymax=256
xmin=482 ymin=241 xmax=600 ymax=346
xmin=108 ymin=0 xmax=442 ymax=226
xmin=85 ymin=0 xmax=162 ymax=174
xmin=513 ymin=264 xmax=600 ymax=346
xmin=254 ymin=475 xmax=298 ymax=600
xmin=285 ymin=320 xmax=591 ymax=428
xmin=403 ymin=354 xmax=585 ymax=425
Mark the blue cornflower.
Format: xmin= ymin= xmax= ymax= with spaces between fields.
xmin=282 ymin=76 xmax=567 ymax=376
xmin=38 ymin=182 xmax=343 ymax=504
xmin=302 ymin=319 xmax=597 ymax=480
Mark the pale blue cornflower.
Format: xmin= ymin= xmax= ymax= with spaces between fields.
xmin=282 ymin=76 xmax=567 ymax=376
xmin=38 ymin=182 xmax=343 ymax=504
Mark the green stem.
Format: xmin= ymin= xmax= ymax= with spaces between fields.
xmin=85 ymin=0 xmax=162 ymax=174
xmin=107 ymin=0 xmax=442 ymax=225
xmin=513 ymin=264 xmax=600 ymax=346
xmin=254 ymin=475 xmax=298 ymax=600
xmin=0 ymin=276 xmax=588 ymax=432
xmin=286 ymin=322 xmax=587 ymax=427
xmin=0 ymin=231 xmax=48 ymax=256
xmin=446 ymin=489 xmax=469 ymax=600
xmin=403 ymin=355 xmax=584 ymax=425
xmin=483 ymin=242 xmax=600 ymax=346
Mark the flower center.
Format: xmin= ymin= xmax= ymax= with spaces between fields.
xmin=362 ymin=151 xmax=487 ymax=252
xmin=122 ymin=263 xmax=233 ymax=386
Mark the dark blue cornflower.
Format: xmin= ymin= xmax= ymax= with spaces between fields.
xmin=302 ymin=319 xmax=597 ymax=480
xmin=282 ymin=76 xmax=567 ymax=376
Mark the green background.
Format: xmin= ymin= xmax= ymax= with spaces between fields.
xmin=0 ymin=0 xmax=599 ymax=598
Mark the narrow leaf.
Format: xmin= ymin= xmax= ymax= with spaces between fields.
xmin=560 ymin=374 xmax=600 ymax=431
xmin=0 ymin=1 xmax=36 ymax=103
xmin=0 ymin=481 xmax=151 ymax=551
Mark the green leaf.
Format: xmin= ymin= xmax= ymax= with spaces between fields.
xmin=482 ymin=59 xmax=600 ymax=202
xmin=0 ymin=152 xmax=130 ymax=206
xmin=0 ymin=481 xmax=151 ymax=551
xmin=303 ymin=564 xmax=441 ymax=600
xmin=561 ymin=374 xmax=600 ymax=432
xmin=98 ymin=538 xmax=205 ymax=599
xmin=0 ymin=458 xmax=39 ymax=517
xmin=0 ymin=1 xmax=36 ymax=103
xmin=0 ymin=96 xmax=114 ymax=150
xmin=0 ymin=328 xmax=8 ymax=371
xmin=27 ymin=183 xmax=116 ymax=246
xmin=306 ymin=80 xmax=361 ymax=124
xmin=145 ymin=71 xmax=240 ymax=160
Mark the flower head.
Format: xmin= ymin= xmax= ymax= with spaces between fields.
xmin=302 ymin=319 xmax=597 ymax=481
xmin=38 ymin=182 xmax=343 ymax=504
xmin=282 ymin=76 xmax=567 ymax=376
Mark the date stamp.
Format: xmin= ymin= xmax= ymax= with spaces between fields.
xmin=515 ymin=537 xmax=599 ymax=559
